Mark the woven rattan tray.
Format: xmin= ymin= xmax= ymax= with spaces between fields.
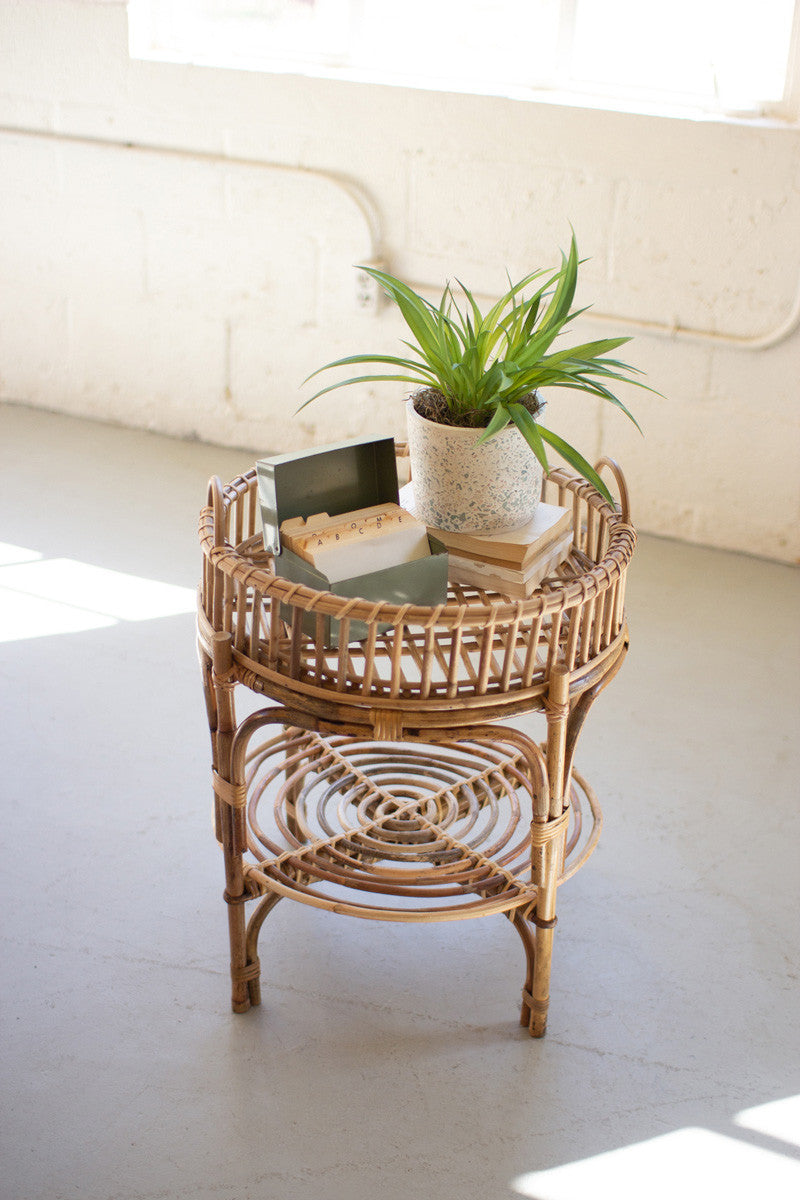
xmin=198 ymin=459 xmax=634 ymax=732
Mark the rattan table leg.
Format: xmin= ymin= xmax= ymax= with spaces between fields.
xmin=207 ymin=630 xmax=254 ymax=1012
xmin=225 ymin=708 xmax=324 ymax=1012
xmin=511 ymin=911 xmax=535 ymax=1027
xmin=528 ymin=669 xmax=571 ymax=1036
xmin=527 ymin=813 xmax=569 ymax=1036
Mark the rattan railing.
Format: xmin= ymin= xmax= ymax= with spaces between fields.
xmin=198 ymin=461 xmax=635 ymax=731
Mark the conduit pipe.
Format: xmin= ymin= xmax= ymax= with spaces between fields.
xmin=0 ymin=124 xmax=383 ymax=261
xmin=2 ymin=123 xmax=799 ymax=350
xmin=559 ymin=286 xmax=800 ymax=350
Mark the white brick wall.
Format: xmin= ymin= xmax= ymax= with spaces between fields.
xmin=1 ymin=0 xmax=798 ymax=562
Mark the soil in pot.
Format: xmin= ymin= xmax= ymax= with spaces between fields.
xmin=411 ymin=387 xmax=544 ymax=428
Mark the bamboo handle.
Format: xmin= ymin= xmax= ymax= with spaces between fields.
xmin=594 ymin=457 xmax=631 ymax=523
xmin=207 ymin=476 xmax=226 ymax=547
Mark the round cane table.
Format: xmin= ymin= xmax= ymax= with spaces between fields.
xmin=197 ymin=456 xmax=635 ymax=1036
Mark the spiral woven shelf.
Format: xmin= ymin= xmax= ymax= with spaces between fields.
xmin=241 ymin=728 xmax=601 ymax=922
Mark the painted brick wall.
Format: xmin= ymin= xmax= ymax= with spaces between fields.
xmin=1 ymin=0 xmax=798 ymax=561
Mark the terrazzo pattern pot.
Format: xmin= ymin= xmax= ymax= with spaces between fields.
xmin=406 ymin=397 xmax=544 ymax=534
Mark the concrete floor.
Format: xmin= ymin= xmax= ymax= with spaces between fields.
xmin=1 ymin=402 xmax=799 ymax=1200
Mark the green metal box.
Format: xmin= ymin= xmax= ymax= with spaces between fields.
xmin=256 ymin=436 xmax=448 ymax=647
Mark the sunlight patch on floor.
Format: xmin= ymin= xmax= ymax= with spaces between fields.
xmin=0 ymin=542 xmax=196 ymax=642
xmin=735 ymin=1094 xmax=800 ymax=1148
xmin=511 ymin=1126 xmax=800 ymax=1200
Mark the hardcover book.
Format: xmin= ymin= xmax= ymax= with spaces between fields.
xmin=447 ymin=532 xmax=573 ymax=598
xmin=399 ymin=483 xmax=571 ymax=568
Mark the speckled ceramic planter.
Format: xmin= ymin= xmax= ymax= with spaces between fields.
xmin=406 ymin=397 xmax=544 ymax=534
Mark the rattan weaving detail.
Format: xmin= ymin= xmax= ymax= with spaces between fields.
xmin=199 ymin=466 xmax=634 ymax=719
xmin=233 ymin=730 xmax=598 ymax=922
xmin=197 ymin=456 xmax=635 ymax=1035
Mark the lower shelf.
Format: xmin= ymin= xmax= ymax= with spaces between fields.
xmin=238 ymin=728 xmax=602 ymax=923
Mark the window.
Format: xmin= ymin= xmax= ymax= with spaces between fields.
xmin=129 ymin=0 xmax=800 ymax=120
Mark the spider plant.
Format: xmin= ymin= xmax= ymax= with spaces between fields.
xmin=301 ymin=233 xmax=649 ymax=504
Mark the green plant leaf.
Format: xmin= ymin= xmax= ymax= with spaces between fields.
xmin=454 ymin=279 xmax=485 ymax=335
xmin=360 ymin=267 xmax=451 ymax=361
xmin=537 ymin=424 xmax=615 ymax=504
xmin=476 ymin=404 xmax=512 ymax=442
xmin=303 ymin=352 xmax=435 ymax=386
xmin=296 ymin=371 xmax=431 ymax=410
xmin=474 ymin=360 xmax=506 ymax=403
xmin=507 ymin=403 xmax=550 ymax=472
xmin=543 ymin=337 xmax=633 ymax=367
xmin=483 ymin=267 xmax=552 ymax=333
xmin=537 ymin=235 xmax=579 ymax=336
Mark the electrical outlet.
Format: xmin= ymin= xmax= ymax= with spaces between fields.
xmin=354 ymin=262 xmax=385 ymax=314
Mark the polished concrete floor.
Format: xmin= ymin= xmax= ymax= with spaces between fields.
xmin=1 ymin=402 xmax=799 ymax=1200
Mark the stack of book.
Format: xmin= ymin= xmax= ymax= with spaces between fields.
xmin=400 ymin=484 xmax=573 ymax=598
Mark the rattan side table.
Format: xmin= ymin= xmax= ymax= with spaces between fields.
xmin=197 ymin=457 xmax=635 ymax=1037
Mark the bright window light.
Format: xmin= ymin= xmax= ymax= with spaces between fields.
xmin=511 ymin=1127 xmax=800 ymax=1200
xmin=568 ymin=0 xmax=797 ymax=114
xmin=0 ymin=544 xmax=196 ymax=643
xmin=128 ymin=0 xmax=799 ymax=118
xmin=736 ymin=1095 xmax=800 ymax=1148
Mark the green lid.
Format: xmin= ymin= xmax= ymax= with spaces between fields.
xmin=256 ymin=436 xmax=399 ymax=556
